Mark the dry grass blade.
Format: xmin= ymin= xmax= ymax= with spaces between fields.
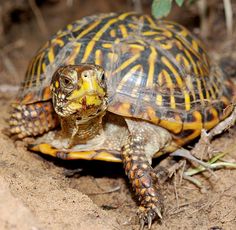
xmin=28 ymin=0 xmax=48 ymax=37
xmin=184 ymin=152 xmax=236 ymax=177
xmin=86 ymin=185 xmax=120 ymax=195
xmin=223 ymin=0 xmax=233 ymax=36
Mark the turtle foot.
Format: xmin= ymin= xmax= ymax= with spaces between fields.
xmin=138 ymin=202 xmax=162 ymax=230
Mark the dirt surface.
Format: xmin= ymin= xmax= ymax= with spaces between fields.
xmin=1 ymin=1 xmax=236 ymax=230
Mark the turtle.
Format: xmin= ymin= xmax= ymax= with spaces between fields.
xmin=8 ymin=12 xmax=236 ymax=229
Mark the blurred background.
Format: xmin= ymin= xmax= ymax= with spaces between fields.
xmin=0 ymin=0 xmax=235 ymax=88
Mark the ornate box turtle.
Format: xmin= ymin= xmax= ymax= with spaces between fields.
xmin=9 ymin=12 xmax=236 ymax=229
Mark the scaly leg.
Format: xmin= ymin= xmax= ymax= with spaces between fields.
xmin=122 ymin=135 xmax=163 ymax=229
xmin=121 ymin=119 xmax=172 ymax=228
xmin=9 ymin=101 xmax=59 ymax=139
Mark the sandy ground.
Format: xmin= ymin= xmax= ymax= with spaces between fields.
xmin=1 ymin=93 xmax=236 ymax=230
xmin=1 ymin=1 xmax=236 ymax=229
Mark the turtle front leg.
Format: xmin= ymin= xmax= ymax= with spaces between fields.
xmin=122 ymin=119 xmax=173 ymax=229
xmin=9 ymin=101 xmax=59 ymax=139
xmin=122 ymin=135 xmax=164 ymax=229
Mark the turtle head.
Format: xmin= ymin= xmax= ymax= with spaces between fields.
xmin=50 ymin=64 xmax=108 ymax=122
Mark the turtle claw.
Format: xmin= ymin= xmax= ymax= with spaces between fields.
xmin=147 ymin=215 xmax=152 ymax=229
xmin=139 ymin=219 xmax=145 ymax=230
xmin=138 ymin=206 xmax=162 ymax=229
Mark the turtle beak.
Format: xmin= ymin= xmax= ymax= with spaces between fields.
xmin=67 ymin=74 xmax=106 ymax=110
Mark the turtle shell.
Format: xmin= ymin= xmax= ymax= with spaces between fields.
xmin=18 ymin=12 xmax=236 ymax=145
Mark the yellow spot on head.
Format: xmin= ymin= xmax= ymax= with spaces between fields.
xmin=55 ymin=81 xmax=59 ymax=88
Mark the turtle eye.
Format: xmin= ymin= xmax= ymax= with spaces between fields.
xmin=101 ymin=73 xmax=105 ymax=81
xmin=60 ymin=77 xmax=74 ymax=89
xmin=99 ymin=73 xmax=106 ymax=89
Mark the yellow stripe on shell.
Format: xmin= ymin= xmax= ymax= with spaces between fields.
xmin=42 ymin=62 xmax=46 ymax=73
xmin=209 ymin=86 xmax=216 ymax=100
xmin=191 ymin=39 xmax=199 ymax=52
xmin=154 ymin=36 xmax=167 ymax=41
xmin=102 ymin=43 xmax=112 ymax=49
xmin=160 ymin=69 xmax=173 ymax=89
xmin=180 ymin=29 xmax=188 ymax=37
xmin=67 ymin=24 xmax=73 ymax=31
xmin=160 ymin=42 xmax=173 ymax=50
xmin=146 ymin=47 xmax=157 ymax=88
xmin=183 ymin=49 xmax=199 ymax=75
xmin=185 ymin=74 xmax=196 ymax=102
xmin=132 ymin=65 xmax=144 ymax=98
xmin=161 ymin=30 xmax=173 ymax=38
xmin=159 ymin=117 xmax=182 ymax=134
xmin=53 ymin=38 xmax=65 ymax=47
xmin=176 ymin=53 xmax=190 ymax=70
xmin=66 ymin=43 xmax=81 ymax=65
xmin=36 ymin=52 xmax=44 ymax=85
xmin=196 ymin=60 xmax=205 ymax=77
xmin=119 ymin=24 xmax=128 ymax=37
xmin=77 ymin=19 xmax=102 ymax=39
xmin=142 ymin=31 xmax=159 ymax=36
xmin=81 ymin=40 xmax=96 ymax=63
xmin=113 ymin=53 xmax=140 ymax=74
xmin=48 ymin=47 xmax=55 ymax=63
xmin=196 ymin=78 xmax=205 ymax=103
xmin=117 ymin=64 xmax=143 ymax=97
xmin=202 ymin=53 xmax=210 ymax=68
xmin=203 ymin=107 xmax=219 ymax=130
xmin=184 ymin=90 xmax=191 ymax=111
xmin=174 ymin=129 xmax=201 ymax=146
xmin=182 ymin=110 xmax=202 ymax=130
xmin=146 ymin=106 xmax=160 ymax=124
xmin=195 ymin=62 xmax=209 ymax=101
xmin=28 ymin=53 xmax=42 ymax=88
xmin=143 ymin=15 xmax=157 ymax=28
xmin=81 ymin=18 xmax=119 ymax=63
xmin=128 ymin=23 xmax=138 ymax=31
xmin=129 ymin=44 xmax=145 ymax=51
xmin=110 ymin=29 xmax=116 ymax=37
xmin=161 ymin=56 xmax=183 ymax=88
xmin=118 ymin=12 xmax=137 ymax=20
xmin=170 ymin=95 xmax=176 ymax=109
xmin=212 ymin=81 xmax=220 ymax=96
xmin=95 ymin=49 xmax=102 ymax=66
xmin=156 ymin=94 xmax=162 ymax=106
xmin=26 ymin=59 xmax=34 ymax=83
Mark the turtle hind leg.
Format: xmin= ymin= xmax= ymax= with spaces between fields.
xmin=9 ymin=100 xmax=59 ymax=139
